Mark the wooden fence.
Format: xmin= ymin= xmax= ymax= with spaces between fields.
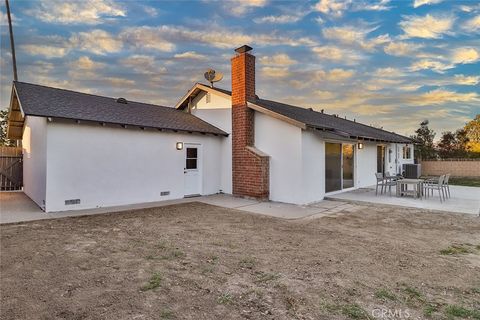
xmin=420 ymin=159 xmax=480 ymax=177
xmin=0 ymin=146 xmax=23 ymax=191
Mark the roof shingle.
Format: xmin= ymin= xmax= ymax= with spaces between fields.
xmin=14 ymin=81 xmax=227 ymax=136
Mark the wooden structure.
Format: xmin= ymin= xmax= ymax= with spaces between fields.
xmin=0 ymin=146 xmax=23 ymax=191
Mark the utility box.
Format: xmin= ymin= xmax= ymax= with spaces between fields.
xmin=403 ymin=164 xmax=422 ymax=179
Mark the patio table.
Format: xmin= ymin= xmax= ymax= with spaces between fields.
xmin=396 ymin=178 xmax=424 ymax=198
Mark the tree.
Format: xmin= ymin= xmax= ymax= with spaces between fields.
xmin=437 ymin=131 xmax=456 ymax=158
xmin=0 ymin=109 xmax=15 ymax=147
xmin=410 ymin=120 xmax=436 ymax=160
xmin=437 ymin=129 xmax=469 ymax=158
xmin=464 ymin=114 xmax=480 ymax=153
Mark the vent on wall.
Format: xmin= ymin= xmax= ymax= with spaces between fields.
xmin=65 ymin=199 xmax=81 ymax=205
xmin=160 ymin=191 xmax=170 ymax=196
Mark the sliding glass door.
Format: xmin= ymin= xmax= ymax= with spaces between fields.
xmin=325 ymin=142 xmax=355 ymax=193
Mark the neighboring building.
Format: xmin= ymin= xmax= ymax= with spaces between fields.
xmin=7 ymin=45 xmax=413 ymax=212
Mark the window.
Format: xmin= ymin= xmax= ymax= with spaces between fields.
xmin=403 ymin=145 xmax=411 ymax=159
xmin=186 ymin=147 xmax=198 ymax=169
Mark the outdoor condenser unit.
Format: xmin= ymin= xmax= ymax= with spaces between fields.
xmin=403 ymin=164 xmax=421 ymax=179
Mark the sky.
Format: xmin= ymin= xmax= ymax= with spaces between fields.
xmin=0 ymin=0 xmax=479 ymax=138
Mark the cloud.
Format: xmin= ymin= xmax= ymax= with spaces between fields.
xmin=68 ymin=56 xmax=105 ymax=79
xmin=413 ymin=0 xmax=443 ymax=8
xmin=312 ymin=46 xmax=363 ymax=63
xmin=104 ymin=77 xmax=136 ymax=87
xmin=314 ymin=90 xmax=337 ymax=99
xmin=408 ymin=48 xmax=478 ymax=73
xmin=20 ymin=44 xmax=68 ymax=58
xmin=383 ymin=41 xmax=421 ymax=56
xmin=409 ymin=59 xmax=452 ymax=73
xmin=453 ymin=74 xmax=480 ymax=85
xmin=120 ymin=55 xmax=167 ymax=75
xmin=142 ymin=6 xmax=158 ymax=17
xmin=372 ymin=67 xmax=405 ymax=78
xmin=259 ymin=54 xmax=297 ymax=66
xmin=26 ymin=0 xmax=126 ymax=25
xmin=173 ymin=51 xmax=208 ymax=60
xmin=221 ymin=0 xmax=268 ymax=16
xmin=0 ymin=12 xmax=20 ymax=26
xmin=314 ymin=0 xmax=351 ymax=17
xmin=70 ymin=29 xmax=123 ymax=55
xmin=261 ymin=67 xmax=290 ymax=78
xmin=120 ymin=26 xmax=175 ymax=52
xmin=322 ymin=25 xmax=390 ymax=51
xmin=451 ymin=47 xmax=479 ymax=64
xmin=463 ymin=15 xmax=480 ymax=32
xmin=315 ymin=68 xmax=355 ymax=82
xmin=353 ymin=0 xmax=392 ymax=11
xmin=314 ymin=0 xmax=391 ymax=16
xmin=408 ymin=89 xmax=478 ymax=106
xmin=399 ymin=14 xmax=454 ymax=39
xmin=120 ymin=25 xmax=315 ymax=50
xmin=254 ymin=14 xmax=303 ymax=24
xmin=74 ymin=56 xmax=105 ymax=70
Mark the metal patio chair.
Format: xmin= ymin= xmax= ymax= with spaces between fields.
xmin=443 ymin=174 xmax=451 ymax=198
xmin=424 ymin=174 xmax=446 ymax=202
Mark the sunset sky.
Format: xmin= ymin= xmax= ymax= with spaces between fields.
xmin=1 ymin=0 xmax=479 ymax=137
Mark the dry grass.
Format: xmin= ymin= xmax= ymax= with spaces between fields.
xmin=1 ymin=202 xmax=479 ymax=319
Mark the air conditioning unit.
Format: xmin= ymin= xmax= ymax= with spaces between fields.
xmin=403 ymin=164 xmax=421 ymax=179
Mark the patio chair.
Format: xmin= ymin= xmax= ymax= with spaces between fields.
xmin=424 ymin=175 xmax=446 ymax=202
xmin=384 ymin=174 xmax=398 ymax=196
xmin=443 ymin=174 xmax=451 ymax=198
xmin=375 ymin=173 xmax=386 ymax=195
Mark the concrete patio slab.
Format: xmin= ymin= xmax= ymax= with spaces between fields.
xmin=1 ymin=192 xmax=346 ymax=224
xmin=327 ymin=185 xmax=480 ymax=215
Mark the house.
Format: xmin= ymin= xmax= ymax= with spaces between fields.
xmin=7 ymin=45 xmax=413 ymax=212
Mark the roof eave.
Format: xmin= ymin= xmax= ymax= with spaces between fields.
xmin=43 ymin=116 xmax=229 ymax=137
xmin=247 ymin=101 xmax=307 ymax=130
xmin=175 ymin=83 xmax=232 ymax=110
xmin=6 ymin=83 xmax=25 ymax=140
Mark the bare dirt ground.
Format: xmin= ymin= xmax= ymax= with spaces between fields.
xmin=1 ymin=202 xmax=479 ymax=320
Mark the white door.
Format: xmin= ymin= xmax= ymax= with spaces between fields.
xmin=184 ymin=144 xmax=201 ymax=197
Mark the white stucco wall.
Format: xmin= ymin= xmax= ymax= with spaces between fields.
xmin=254 ymin=112 xmax=304 ymax=204
xmin=44 ymin=121 xmax=224 ymax=212
xmin=191 ymin=91 xmax=232 ymax=194
xmin=22 ymin=116 xmax=47 ymax=210
xmin=300 ymin=131 xmax=325 ymax=203
xmin=356 ymin=142 xmax=378 ymax=188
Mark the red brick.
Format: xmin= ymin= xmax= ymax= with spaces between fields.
xmin=231 ymin=48 xmax=269 ymax=199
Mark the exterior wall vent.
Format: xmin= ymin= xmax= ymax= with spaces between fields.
xmin=65 ymin=199 xmax=81 ymax=205
xmin=160 ymin=191 xmax=170 ymax=196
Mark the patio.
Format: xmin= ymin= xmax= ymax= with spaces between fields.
xmin=327 ymin=185 xmax=480 ymax=215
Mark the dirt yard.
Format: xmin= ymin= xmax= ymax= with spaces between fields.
xmin=1 ymin=202 xmax=479 ymax=320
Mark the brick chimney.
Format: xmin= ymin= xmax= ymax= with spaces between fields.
xmin=231 ymin=45 xmax=269 ymax=199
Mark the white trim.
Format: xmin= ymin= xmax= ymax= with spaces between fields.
xmin=175 ymin=83 xmax=232 ymax=110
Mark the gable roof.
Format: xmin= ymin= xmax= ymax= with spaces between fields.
xmin=177 ymin=83 xmax=412 ymax=143
xmin=175 ymin=83 xmax=232 ymax=110
xmin=8 ymin=81 xmax=228 ymax=139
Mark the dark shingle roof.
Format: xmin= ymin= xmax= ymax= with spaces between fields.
xmin=197 ymin=85 xmax=411 ymax=143
xmin=14 ymin=82 xmax=227 ymax=136
xmin=253 ymin=98 xmax=411 ymax=143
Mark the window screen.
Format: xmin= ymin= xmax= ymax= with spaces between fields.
xmin=186 ymin=147 xmax=198 ymax=169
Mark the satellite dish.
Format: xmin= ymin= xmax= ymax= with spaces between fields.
xmin=204 ymin=68 xmax=223 ymax=87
